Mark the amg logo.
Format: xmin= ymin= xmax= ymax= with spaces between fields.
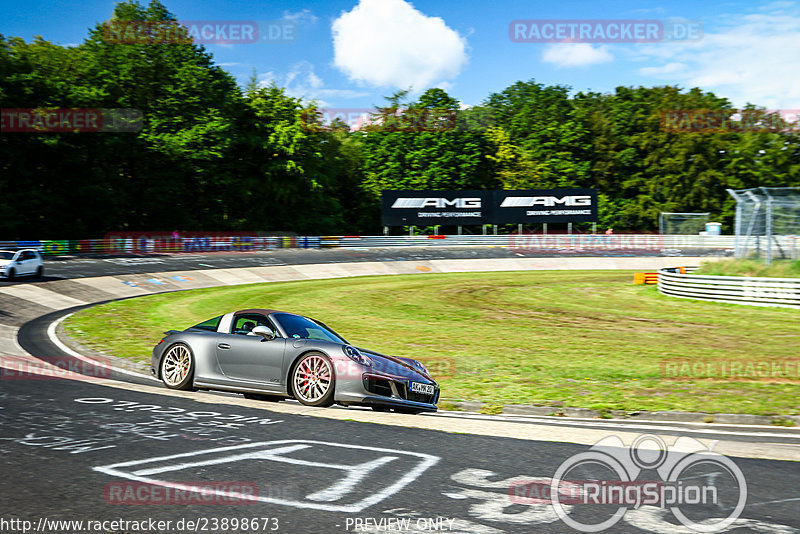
xmin=392 ymin=197 xmax=482 ymax=209
xmin=500 ymin=195 xmax=593 ymax=208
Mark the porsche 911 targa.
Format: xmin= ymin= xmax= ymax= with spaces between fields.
xmin=151 ymin=309 xmax=439 ymax=413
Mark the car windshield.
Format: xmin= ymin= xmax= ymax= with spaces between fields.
xmin=273 ymin=313 xmax=346 ymax=344
xmin=0 ymin=251 xmax=14 ymax=260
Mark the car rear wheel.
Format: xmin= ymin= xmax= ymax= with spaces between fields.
xmin=35 ymin=266 xmax=43 ymax=277
xmin=291 ymin=352 xmax=335 ymax=407
xmin=160 ymin=343 xmax=194 ymax=390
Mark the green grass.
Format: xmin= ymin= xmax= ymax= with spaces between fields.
xmin=63 ymin=270 xmax=800 ymax=416
xmin=694 ymin=258 xmax=800 ymax=278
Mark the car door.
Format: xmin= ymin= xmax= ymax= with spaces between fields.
xmin=214 ymin=313 xmax=285 ymax=386
xmin=15 ymin=251 xmax=35 ymax=275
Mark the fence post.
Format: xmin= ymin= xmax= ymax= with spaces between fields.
xmin=762 ymin=187 xmax=774 ymax=265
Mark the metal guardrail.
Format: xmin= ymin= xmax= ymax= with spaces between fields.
xmin=0 ymin=236 xmax=321 ymax=255
xmin=2 ymin=233 xmax=794 ymax=256
xmin=330 ymin=234 xmax=742 ymax=250
xmin=658 ymin=269 xmax=800 ymax=309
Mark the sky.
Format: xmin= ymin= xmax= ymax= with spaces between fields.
xmin=2 ymin=0 xmax=799 ymax=113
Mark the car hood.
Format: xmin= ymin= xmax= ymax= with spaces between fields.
xmin=0 ymin=259 xmax=11 ymax=267
xmin=357 ymin=348 xmax=435 ymax=383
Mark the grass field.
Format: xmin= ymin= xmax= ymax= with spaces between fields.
xmin=63 ymin=270 xmax=800 ymax=416
xmin=694 ymin=258 xmax=800 ymax=278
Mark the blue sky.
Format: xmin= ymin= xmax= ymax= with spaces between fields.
xmin=2 ymin=0 xmax=799 ymax=111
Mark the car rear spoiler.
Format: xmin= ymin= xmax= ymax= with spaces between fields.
xmin=163 ymin=329 xmax=181 ymax=336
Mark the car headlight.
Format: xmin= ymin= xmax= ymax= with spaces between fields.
xmin=343 ymin=345 xmax=372 ymax=366
xmin=411 ymin=360 xmax=430 ymax=375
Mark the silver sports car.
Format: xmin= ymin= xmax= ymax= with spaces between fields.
xmin=150 ymin=309 xmax=439 ymax=413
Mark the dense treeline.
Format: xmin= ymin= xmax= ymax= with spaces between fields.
xmin=1 ymin=1 xmax=798 ymax=239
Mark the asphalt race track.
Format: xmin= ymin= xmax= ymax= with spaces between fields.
xmin=1 ymin=249 xmax=799 ymax=533
xmin=2 ymin=247 xmax=525 ymax=284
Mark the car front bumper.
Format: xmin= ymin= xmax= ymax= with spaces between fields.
xmin=334 ymin=371 xmax=439 ymax=412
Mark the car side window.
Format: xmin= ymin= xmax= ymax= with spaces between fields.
xmin=22 ymin=251 xmax=36 ymax=260
xmin=230 ymin=314 xmax=277 ymax=336
xmin=191 ymin=315 xmax=223 ymax=331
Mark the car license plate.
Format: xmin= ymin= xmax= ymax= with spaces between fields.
xmin=409 ymin=382 xmax=435 ymax=395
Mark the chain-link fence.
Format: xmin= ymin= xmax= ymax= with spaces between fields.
xmin=728 ymin=187 xmax=800 ymax=263
xmin=659 ymin=212 xmax=711 ymax=235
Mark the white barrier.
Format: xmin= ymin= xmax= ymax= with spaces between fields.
xmin=658 ymin=269 xmax=800 ymax=309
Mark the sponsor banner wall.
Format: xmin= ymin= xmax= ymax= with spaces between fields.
xmin=494 ymin=188 xmax=598 ymax=224
xmin=381 ymin=190 xmax=492 ymax=226
xmin=381 ymin=189 xmax=598 ymax=226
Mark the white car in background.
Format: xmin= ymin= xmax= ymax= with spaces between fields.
xmin=0 ymin=249 xmax=44 ymax=279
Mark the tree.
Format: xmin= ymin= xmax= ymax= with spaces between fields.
xmin=361 ymin=89 xmax=497 ymax=202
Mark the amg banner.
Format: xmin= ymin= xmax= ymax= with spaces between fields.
xmin=494 ymin=188 xmax=598 ymax=224
xmin=381 ymin=190 xmax=492 ymax=226
xmin=381 ymin=189 xmax=598 ymax=226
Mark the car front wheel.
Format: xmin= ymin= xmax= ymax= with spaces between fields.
xmin=6 ymin=268 xmax=15 ymax=280
xmin=160 ymin=343 xmax=194 ymax=390
xmin=291 ymin=352 xmax=335 ymax=407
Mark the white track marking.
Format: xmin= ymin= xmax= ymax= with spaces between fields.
xmin=94 ymin=440 xmax=439 ymax=512
xmin=47 ymin=313 xmax=158 ymax=382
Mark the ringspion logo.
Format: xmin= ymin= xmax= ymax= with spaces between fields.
xmin=546 ymin=434 xmax=747 ymax=532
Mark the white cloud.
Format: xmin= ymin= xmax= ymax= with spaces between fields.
xmin=285 ymin=61 xmax=323 ymax=90
xmin=638 ymin=61 xmax=686 ymax=76
xmin=542 ymin=43 xmax=614 ymax=67
xmin=634 ymin=4 xmax=800 ymax=108
xmin=628 ymin=7 xmax=667 ymax=15
xmin=331 ymin=0 xmax=468 ymax=90
xmin=283 ymin=9 xmax=318 ymax=24
xmin=258 ymin=62 xmax=370 ymax=107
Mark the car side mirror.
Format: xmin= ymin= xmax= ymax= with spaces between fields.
xmin=251 ymin=325 xmax=276 ymax=341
